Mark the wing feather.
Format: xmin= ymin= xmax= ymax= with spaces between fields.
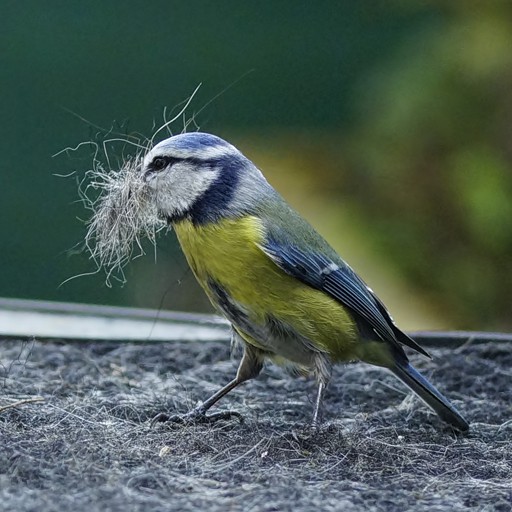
xmin=261 ymin=239 xmax=430 ymax=358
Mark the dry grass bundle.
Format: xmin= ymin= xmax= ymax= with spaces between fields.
xmin=62 ymin=85 xmax=204 ymax=285
xmin=79 ymin=152 xmax=166 ymax=285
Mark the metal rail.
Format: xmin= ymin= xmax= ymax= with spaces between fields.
xmin=0 ymin=297 xmax=510 ymax=346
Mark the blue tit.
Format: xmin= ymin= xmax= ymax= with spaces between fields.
xmin=143 ymin=132 xmax=469 ymax=432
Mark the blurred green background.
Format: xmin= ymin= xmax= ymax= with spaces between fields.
xmin=2 ymin=1 xmax=511 ymax=330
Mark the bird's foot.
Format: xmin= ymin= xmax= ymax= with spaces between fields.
xmin=309 ymin=417 xmax=321 ymax=432
xmin=150 ymin=408 xmax=243 ymax=428
xmin=300 ymin=422 xmax=321 ymax=438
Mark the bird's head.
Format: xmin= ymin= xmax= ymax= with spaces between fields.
xmin=142 ymin=132 xmax=271 ymax=224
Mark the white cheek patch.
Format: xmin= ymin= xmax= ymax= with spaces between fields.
xmin=153 ymin=164 xmax=220 ymax=218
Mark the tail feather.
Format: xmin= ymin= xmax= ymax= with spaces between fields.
xmin=391 ymin=362 xmax=469 ymax=432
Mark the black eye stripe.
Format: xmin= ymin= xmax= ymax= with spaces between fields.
xmin=149 ymin=156 xmax=181 ymax=171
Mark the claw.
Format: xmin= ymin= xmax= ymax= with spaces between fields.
xmin=150 ymin=409 xmax=243 ymax=428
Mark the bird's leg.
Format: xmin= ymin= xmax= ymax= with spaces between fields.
xmin=311 ymin=380 xmax=326 ymax=430
xmin=151 ymin=343 xmax=264 ymax=427
xmin=311 ymin=354 xmax=332 ymax=429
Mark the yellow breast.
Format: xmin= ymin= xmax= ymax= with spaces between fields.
xmin=173 ymin=216 xmax=359 ymax=362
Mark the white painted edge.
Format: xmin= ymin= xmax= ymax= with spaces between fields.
xmin=0 ymin=298 xmax=230 ymax=342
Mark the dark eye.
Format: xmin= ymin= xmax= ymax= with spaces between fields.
xmin=151 ymin=157 xmax=167 ymax=171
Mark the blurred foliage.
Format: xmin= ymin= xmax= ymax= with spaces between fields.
xmin=339 ymin=2 xmax=512 ymax=329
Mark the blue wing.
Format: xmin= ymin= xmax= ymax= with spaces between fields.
xmin=261 ymin=239 xmax=430 ymax=358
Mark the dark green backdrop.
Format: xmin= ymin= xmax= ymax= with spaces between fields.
xmin=2 ymin=1 xmax=435 ymax=310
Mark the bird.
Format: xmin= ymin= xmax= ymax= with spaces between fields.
xmin=142 ymin=132 xmax=469 ymax=432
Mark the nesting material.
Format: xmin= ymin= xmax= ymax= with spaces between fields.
xmin=69 ymin=85 xmax=204 ymax=285
xmin=80 ymin=153 xmax=166 ymax=285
